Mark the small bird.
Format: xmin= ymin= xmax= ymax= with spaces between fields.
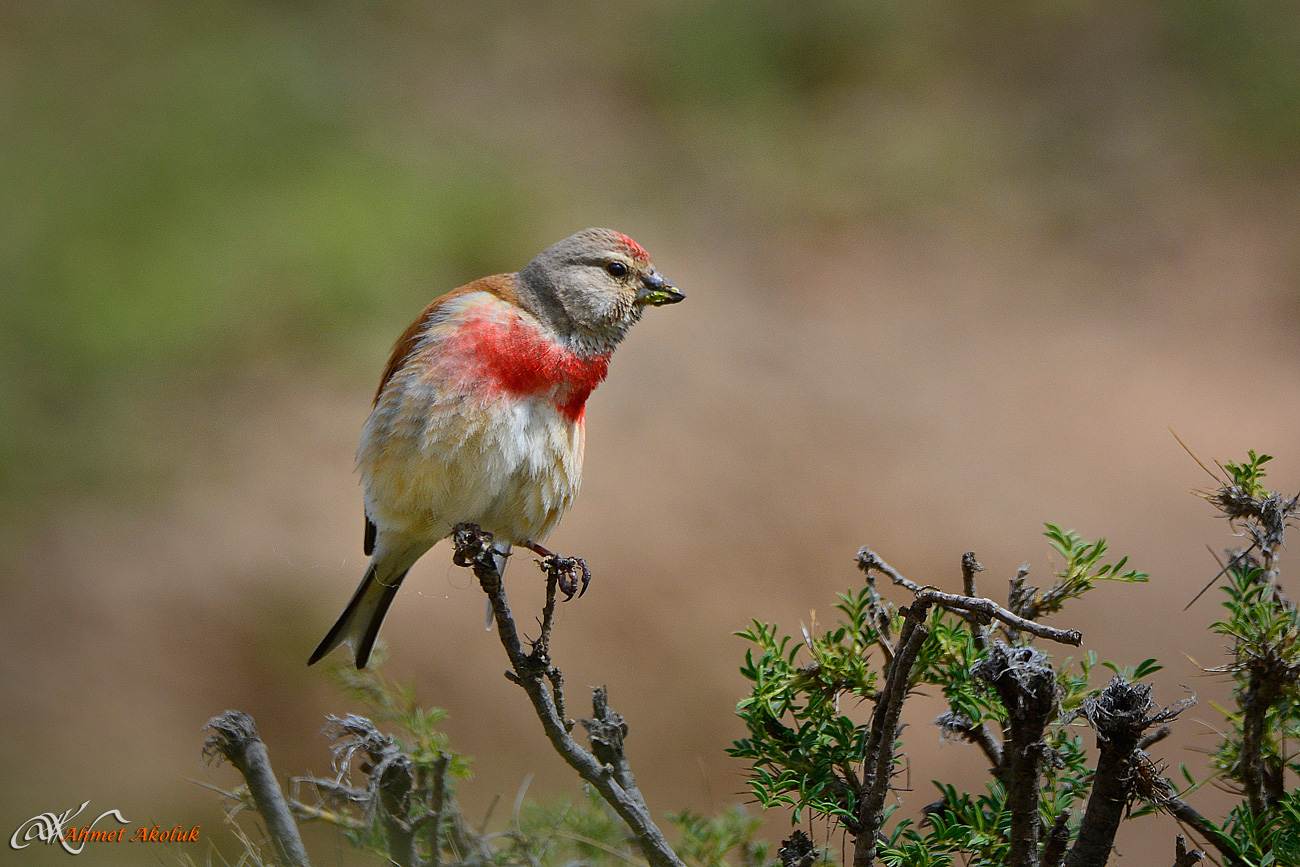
xmin=309 ymin=229 xmax=684 ymax=668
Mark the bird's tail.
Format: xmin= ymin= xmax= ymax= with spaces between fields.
xmin=308 ymin=562 xmax=409 ymax=669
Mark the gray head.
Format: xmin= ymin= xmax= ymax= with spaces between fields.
xmin=517 ymin=228 xmax=683 ymax=355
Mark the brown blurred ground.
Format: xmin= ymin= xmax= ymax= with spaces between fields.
xmin=3 ymin=2 xmax=1300 ymax=865
xmin=9 ymin=215 xmax=1300 ymax=862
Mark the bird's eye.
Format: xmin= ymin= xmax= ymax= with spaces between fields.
xmin=605 ymin=261 xmax=628 ymax=278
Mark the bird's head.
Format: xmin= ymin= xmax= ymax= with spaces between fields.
xmin=518 ymin=228 xmax=684 ymax=354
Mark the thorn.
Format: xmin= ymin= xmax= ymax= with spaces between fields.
xmin=1169 ymin=428 xmax=1221 ymax=484
xmin=1184 ymin=542 xmax=1257 ymax=610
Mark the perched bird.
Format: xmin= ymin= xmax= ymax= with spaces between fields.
xmin=309 ymin=229 xmax=684 ymax=668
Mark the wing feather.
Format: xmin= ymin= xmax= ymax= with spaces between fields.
xmin=372 ymin=273 xmax=522 ymax=405
xmin=363 ymin=514 xmax=377 ymax=556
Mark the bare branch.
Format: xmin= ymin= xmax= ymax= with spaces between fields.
xmin=1038 ymin=808 xmax=1071 ymax=867
xmin=285 ymin=795 xmax=368 ymax=831
xmin=1184 ymin=543 xmax=1258 ymax=611
xmin=582 ymin=687 xmax=644 ymax=804
xmin=856 ymin=547 xmax=1082 ymax=646
xmin=1171 ymin=834 xmax=1206 ymax=867
xmin=452 ymin=523 xmax=686 ymax=867
xmin=934 ymin=711 xmax=1002 ymax=770
xmin=972 ymin=642 xmax=1057 ymax=867
xmin=918 ymin=588 xmax=1082 ymax=646
xmin=854 ymin=598 xmax=933 ymax=867
xmin=1064 ymin=679 xmax=1193 ymax=867
xmin=961 ymin=551 xmax=984 ymax=597
xmin=968 ymin=722 xmax=1003 ymax=770
xmin=204 ymin=711 xmax=311 ymax=867
xmin=1008 ymin=563 xmax=1033 ymax=620
xmin=1138 ymin=726 xmax=1171 ymax=751
xmin=857 ymin=547 xmax=923 ymax=593
xmin=962 ymin=552 xmax=990 ymax=651
xmin=1164 ymin=797 xmax=1244 ymax=867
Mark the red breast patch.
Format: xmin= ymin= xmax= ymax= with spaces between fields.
xmin=452 ymin=309 xmax=609 ymax=423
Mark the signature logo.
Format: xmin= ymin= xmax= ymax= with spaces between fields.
xmin=10 ymin=802 xmax=130 ymax=855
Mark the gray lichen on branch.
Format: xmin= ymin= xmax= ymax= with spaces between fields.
xmin=1063 ymin=678 xmax=1194 ymax=867
xmin=971 ymin=642 xmax=1057 ymax=867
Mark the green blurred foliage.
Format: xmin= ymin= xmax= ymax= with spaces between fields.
xmin=1 ymin=0 xmax=1297 ymax=526
xmin=0 ymin=1 xmax=547 ymax=519
xmin=1159 ymin=0 xmax=1300 ymax=164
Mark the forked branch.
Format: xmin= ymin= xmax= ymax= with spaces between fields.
xmin=451 ymin=523 xmax=685 ymax=867
xmin=856 ymin=548 xmax=1082 ymax=646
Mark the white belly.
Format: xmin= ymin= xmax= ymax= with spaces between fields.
xmin=359 ymin=383 xmax=585 ymax=547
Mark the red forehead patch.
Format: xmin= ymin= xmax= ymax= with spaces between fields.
xmin=614 ymin=232 xmax=650 ymax=263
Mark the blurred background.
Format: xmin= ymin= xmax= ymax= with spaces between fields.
xmin=3 ymin=1 xmax=1299 ymax=863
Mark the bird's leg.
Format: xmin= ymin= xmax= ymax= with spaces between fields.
xmin=523 ymin=540 xmax=592 ymax=600
xmin=522 ymin=540 xmax=555 ymax=558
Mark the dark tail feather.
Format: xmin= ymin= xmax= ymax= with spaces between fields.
xmin=308 ymin=564 xmax=409 ymax=669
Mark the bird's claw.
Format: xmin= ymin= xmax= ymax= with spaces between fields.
xmin=540 ymin=555 xmax=592 ymax=600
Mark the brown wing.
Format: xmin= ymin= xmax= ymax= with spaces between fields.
xmin=371 ymin=273 xmax=522 ymax=405
xmin=362 ymin=273 xmax=523 ymax=553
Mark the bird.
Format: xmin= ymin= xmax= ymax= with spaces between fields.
xmin=309 ymin=228 xmax=684 ymax=668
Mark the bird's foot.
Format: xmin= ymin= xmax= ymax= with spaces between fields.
xmin=452 ymin=523 xmax=499 ymax=572
xmin=536 ymin=554 xmax=592 ymax=600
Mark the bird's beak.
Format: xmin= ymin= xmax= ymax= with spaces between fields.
xmin=635 ymin=269 xmax=685 ymax=307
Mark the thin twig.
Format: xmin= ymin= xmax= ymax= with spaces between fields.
xmin=1164 ymin=797 xmax=1244 ymax=867
xmin=856 ymin=548 xmax=1082 ymax=645
xmin=918 ymin=588 xmax=1083 ymax=645
xmin=1170 ymin=429 xmax=1222 ymax=485
xmin=285 ymin=799 xmax=368 ymax=831
xmin=857 ymin=547 xmax=923 ymax=593
xmin=966 ymin=722 xmax=1003 ymax=770
xmin=1172 ymin=834 xmax=1206 ymax=867
xmin=554 ymin=831 xmax=650 ymax=867
xmin=1138 ymin=726 xmax=1172 ymax=751
xmin=1184 ymin=543 xmax=1258 ymax=611
xmin=962 ymin=552 xmax=989 ymax=652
